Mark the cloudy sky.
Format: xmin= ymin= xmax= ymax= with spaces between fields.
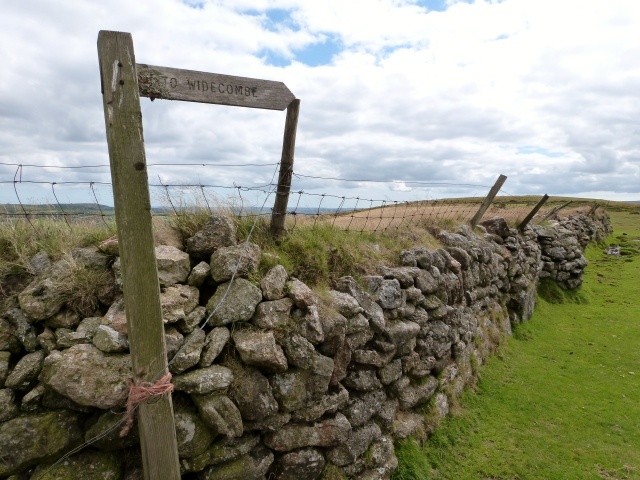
xmin=1 ymin=0 xmax=639 ymax=211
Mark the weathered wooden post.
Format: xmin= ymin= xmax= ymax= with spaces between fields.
xmin=270 ymin=99 xmax=300 ymax=238
xmin=518 ymin=194 xmax=549 ymax=231
xmin=97 ymin=31 xmax=181 ymax=480
xmin=588 ymin=202 xmax=600 ymax=216
xmin=470 ymin=174 xmax=507 ymax=228
xmin=540 ymin=200 xmax=572 ymax=222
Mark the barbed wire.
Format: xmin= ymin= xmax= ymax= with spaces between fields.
xmin=1 ymin=162 xmax=567 ymax=233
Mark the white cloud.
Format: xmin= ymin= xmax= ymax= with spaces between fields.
xmin=1 ymin=0 xmax=639 ymax=208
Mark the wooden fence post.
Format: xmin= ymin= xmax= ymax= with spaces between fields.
xmin=518 ymin=194 xmax=549 ymax=231
xmin=470 ymin=174 xmax=507 ymax=228
xmin=588 ymin=202 xmax=600 ymax=216
xmin=97 ymin=31 xmax=181 ymax=480
xmin=540 ymin=200 xmax=572 ymax=222
xmin=270 ymin=99 xmax=300 ymax=238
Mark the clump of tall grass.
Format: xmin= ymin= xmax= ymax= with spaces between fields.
xmin=0 ymin=216 xmax=115 ymax=298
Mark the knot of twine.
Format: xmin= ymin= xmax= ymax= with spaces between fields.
xmin=120 ymin=372 xmax=174 ymax=437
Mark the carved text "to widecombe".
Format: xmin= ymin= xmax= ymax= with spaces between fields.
xmin=186 ymin=79 xmax=258 ymax=97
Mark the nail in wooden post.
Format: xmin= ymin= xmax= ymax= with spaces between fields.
xmin=518 ymin=194 xmax=549 ymax=231
xmin=470 ymin=174 xmax=507 ymax=227
xmin=270 ymin=99 xmax=300 ymax=238
xmin=97 ymin=30 xmax=181 ymax=480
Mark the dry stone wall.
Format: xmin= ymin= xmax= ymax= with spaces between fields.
xmin=0 ymin=213 xmax=611 ymax=479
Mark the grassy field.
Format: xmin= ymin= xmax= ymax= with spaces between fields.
xmin=394 ymin=207 xmax=640 ymax=479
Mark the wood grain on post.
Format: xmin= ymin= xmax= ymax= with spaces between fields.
xmin=97 ymin=31 xmax=181 ymax=480
xmin=270 ymin=99 xmax=300 ymax=238
xmin=518 ymin=194 xmax=549 ymax=231
xmin=470 ymin=174 xmax=508 ymax=227
xmin=136 ymin=64 xmax=295 ymax=110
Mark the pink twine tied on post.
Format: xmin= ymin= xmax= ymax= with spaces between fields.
xmin=120 ymin=372 xmax=174 ymax=437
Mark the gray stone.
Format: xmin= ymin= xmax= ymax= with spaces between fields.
xmin=199 ymin=327 xmax=231 ymax=367
xmin=415 ymin=269 xmax=439 ymax=294
xmin=170 ymin=329 xmax=206 ymax=374
xmin=346 ymin=313 xmax=369 ymax=334
xmin=385 ymin=320 xmax=420 ymax=355
xmin=155 ymin=245 xmax=191 ymax=286
xmin=18 ymin=275 xmax=66 ymax=322
xmin=252 ymin=297 xmax=293 ymax=329
xmin=228 ymin=366 xmax=278 ymax=422
xmin=233 ymin=329 xmax=288 ymax=372
xmin=186 ymin=215 xmax=238 ymax=260
xmin=343 ymin=366 xmax=383 ymax=392
xmin=92 ymin=325 xmax=129 ymax=353
xmin=0 ymin=411 xmax=83 ymax=477
xmin=55 ymin=327 xmax=91 ymax=349
xmin=39 ymin=344 xmax=131 ymax=409
xmin=0 ymin=318 xmax=21 ymax=353
xmin=353 ymin=348 xmax=396 ymax=368
xmin=72 ymin=246 xmax=111 ymax=270
xmin=0 ymin=388 xmax=19 ymax=422
xmin=334 ymin=276 xmax=385 ymax=333
xmin=291 ymin=305 xmax=325 ymax=344
xmin=210 ymin=242 xmax=261 ymax=283
xmin=5 ymin=349 xmax=46 ymax=392
xmin=377 ymin=358 xmax=403 ymax=385
xmin=174 ymin=403 xmax=215 ymax=459
xmin=160 ymin=284 xmax=200 ymax=324
xmin=329 ymin=290 xmax=363 ymax=317
xmin=276 ymin=448 xmax=326 ymax=480
xmin=192 ymin=393 xmax=244 ymax=438
xmin=200 ymin=445 xmax=273 ymax=480
xmin=45 ymin=308 xmax=81 ymax=329
xmin=21 ymin=382 xmax=46 ymax=411
xmin=165 ymin=326 xmax=185 ymax=360
xmin=244 ymin=412 xmax=292 ymax=432
xmin=263 ymin=413 xmax=352 ymax=451
xmin=327 ymin=422 xmax=382 ymax=466
xmin=85 ymin=410 xmax=139 ymax=451
xmin=375 ymin=398 xmax=398 ymax=431
xmin=102 ymin=296 xmax=128 ymax=334
xmin=270 ymin=369 xmax=311 ymax=412
xmin=29 ymin=250 xmax=52 ymax=275
xmin=31 ymin=449 xmax=122 ymax=480
xmin=207 ymin=278 xmax=263 ymax=326
xmin=188 ymin=261 xmax=211 ymax=287
xmin=341 ymin=389 xmax=386 ymax=428
xmin=390 ymin=375 xmax=438 ymax=409
xmin=286 ymin=278 xmax=318 ymax=308
xmin=179 ymin=434 xmax=260 ymax=473
xmin=282 ymin=333 xmax=317 ymax=369
xmin=3 ymin=308 xmax=38 ymax=351
xmin=364 ymin=276 xmax=403 ymax=310
xmin=98 ymin=235 xmax=119 ymax=256
xmin=176 ymin=305 xmax=207 ymax=334
xmin=0 ymin=351 xmax=10 ymax=386
xmin=260 ymin=264 xmax=289 ymax=300
xmin=173 ymin=365 xmax=234 ymax=394
xmin=292 ymin=384 xmax=350 ymax=422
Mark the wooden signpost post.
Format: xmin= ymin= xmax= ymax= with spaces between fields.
xmin=97 ymin=30 xmax=299 ymax=480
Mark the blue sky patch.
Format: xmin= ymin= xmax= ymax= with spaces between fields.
xmin=517 ymin=146 xmax=563 ymax=158
xmin=294 ymin=36 xmax=342 ymax=66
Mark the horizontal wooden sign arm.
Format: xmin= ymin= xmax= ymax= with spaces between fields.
xmin=136 ymin=64 xmax=295 ymax=111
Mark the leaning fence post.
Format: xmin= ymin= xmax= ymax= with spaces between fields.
xmin=588 ymin=202 xmax=600 ymax=216
xmin=270 ymin=99 xmax=300 ymax=238
xmin=97 ymin=30 xmax=181 ymax=480
xmin=517 ymin=194 xmax=549 ymax=231
xmin=470 ymin=174 xmax=507 ymax=228
xmin=540 ymin=200 xmax=572 ymax=222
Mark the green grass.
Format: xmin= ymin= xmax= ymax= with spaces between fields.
xmin=400 ymin=207 xmax=640 ymax=480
